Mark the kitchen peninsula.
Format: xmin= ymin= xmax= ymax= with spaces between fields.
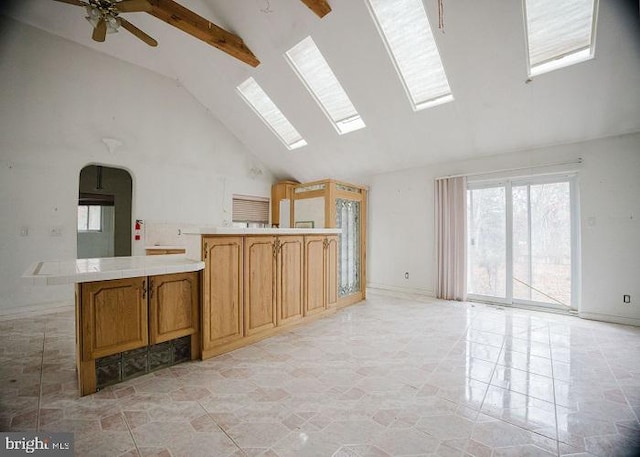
xmin=23 ymin=255 xmax=204 ymax=396
xmin=23 ymin=227 xmax=344 ymax=396
xmin=182 ymin=227 xmax=341 ymax=360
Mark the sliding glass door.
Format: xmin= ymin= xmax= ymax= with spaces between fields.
xmin=467 ymin=176 xmax=577 ymax=310
xmin=467 ymin=185 xmax=507 ymax=299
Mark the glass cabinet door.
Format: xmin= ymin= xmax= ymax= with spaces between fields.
xmin=336 ymin=199 xmax=361 ymax=297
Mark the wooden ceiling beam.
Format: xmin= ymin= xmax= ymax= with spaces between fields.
xmin=147 ymin=0 xmax=260 ymax=67
xmin=300 ymin=0 xmax=331 ymax=18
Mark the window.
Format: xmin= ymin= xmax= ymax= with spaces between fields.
xmin=524 ymin=0 xmax=598 ymax=76
xmin=366 ymin=0 xmax=453 ymax=110
xmin=237 ymin=77 xmax=307 ymax=150
xmin=467 ymin=176 xmax=577 ymax=309
xmin=232 ymin=195 xmax=270 ymax=228
xmin=77 ymin=205 xmax=102 ymax=232
xmin=285 ymin=36 xmax=365 ymax=134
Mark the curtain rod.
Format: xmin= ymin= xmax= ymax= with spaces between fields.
xmin=435 ymin=158 xmax=583 ymax=181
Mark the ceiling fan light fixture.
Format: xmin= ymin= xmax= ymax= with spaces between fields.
xmin=106 ymin=16 xmax=120 ymax=33
xmin=85 ymin=6 xmax=100 ymax=26
xmin=85 ymin=5 xmax=119 ymax=33
xmin=85 ymin=15 xmax=97 ymax=28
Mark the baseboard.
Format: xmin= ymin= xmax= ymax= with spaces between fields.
xmin=0 ymin=301 xmax=74 ymax=320
xmin=578 ymin=312 xmax=640 ymax=327
xmin=367 ymin=283 xmax=435 ymax=299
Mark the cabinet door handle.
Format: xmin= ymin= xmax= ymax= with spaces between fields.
xmin=204 ymin=242 xmax=208 ymax=260
xmin=142 ymin=279 xmax=146 ymax=299
xmin=272 ymin=238 xmax=282 ymax=258
xmin=149 ymin=279 xmax=154 ymax=299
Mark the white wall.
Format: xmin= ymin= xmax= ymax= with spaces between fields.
xmin=366 ymin=133 xmax=640 ymax=326
xmin=294 ymin=197 xmax=326 ymax=229
xmin=0 ymin=17 xmax=273 ymax=311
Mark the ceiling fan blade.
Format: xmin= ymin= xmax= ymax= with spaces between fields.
xmin=92 ymin=18 xmax=107 ymax=42
xmin=53 ymin=0 xmax=88 ymax=6
xmin=115 ymin=0 xmax=152 ymax=13
xmin=119 ymin=18 xmax=158 ymax=47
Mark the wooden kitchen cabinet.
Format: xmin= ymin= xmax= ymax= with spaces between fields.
xmin=202 ymin=236 xmax=244 ymax=352
xmin=292 ymin=179 xmax=367 ymax=307
xmin=199 ymin=232 xmax=337 ymax=360
xmin=149 ymin=272 xmax=199 ymax=345
xmin=271 ymin=180 xmax=298 ymax=227
xmin=145 ymin=248 xmax=186 ymax=255
xmin=244 ymin=235 xmax=305 ymax=333
xmin=304 ymin=236 xmax=326 ymax=316
xmin=77 ymin=271 xmax=200 ymax=395
xmin=304 ymin=235 xmax=338 ymax=315
xmin=244 ymin=236 xmax=277 ymax=336
xmin=325 ymin=236 xmax=338 ymax=309
xmin=277 ymin=236 xmax=304 ymax=326
xmin=80 ymin=277 xmax=148 ymax=361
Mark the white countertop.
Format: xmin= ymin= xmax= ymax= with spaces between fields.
xmin=183 ymin=227 xmax=342 ymax=235
xmin=23 ymin=255 xmax=204 ymax=286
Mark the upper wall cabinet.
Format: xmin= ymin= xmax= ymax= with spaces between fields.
xmin=273 ymin=179 xmax=367 ymax=307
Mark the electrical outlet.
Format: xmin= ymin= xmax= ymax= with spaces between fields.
xmin=19 ymin=226 xmax=29 ymax=237
xmin=623 ymin=295 xmax=631 ymax=304
xmin=49 ymin=226 xmax=62 ymax=237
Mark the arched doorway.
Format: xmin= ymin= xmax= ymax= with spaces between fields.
xmin=77 ymin=165 xmax=132 ymax=259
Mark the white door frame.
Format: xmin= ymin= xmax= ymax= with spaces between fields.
xmin=467 ymin=174 xmax=579 ymax=311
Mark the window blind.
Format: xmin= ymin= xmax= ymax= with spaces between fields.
xmin=526 ymin=0 xmax=596 ymax=68
xmin=232 ymin=195 xmax=270 ymax=223
xmin=285 ymin=37 xmax=365 ymax=134
xmin=367 ymin=0 xmax=452 ymax=110
xmin=237 ymin=77 xmax=307 ymax=150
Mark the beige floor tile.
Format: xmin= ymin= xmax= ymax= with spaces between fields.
xmin=2 ymin=292 xmax=640 ymax=456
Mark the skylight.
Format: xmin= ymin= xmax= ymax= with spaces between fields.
xmin=285 ymin=37 xmax=365 ymax=135
xmin=366 ymin=0 xmax=453 ymax=111
xmin=524 ymin=0 xmax=598 ymax=77
xmin=237 ymin=77 xmax=307 ymax=150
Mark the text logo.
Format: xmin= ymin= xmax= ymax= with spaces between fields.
xmin=1 ymin=433 xmax=73 ymax=456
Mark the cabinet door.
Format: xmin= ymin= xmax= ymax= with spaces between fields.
xmin=81 ymin=277 xmax=148 ymax=360
xmin=277 ymin=236 xmax=304 ymax=326
xmin=325 ymin=236 xmax=338 ymax=309
xmin=202 ymin=237 xmax=244 ymax=350
xmin=304 ymin=235 xmax=326 ymax=316
xmin=244 ymin=236 xmax=277 ymax=336
xmin=149 ymin=272 xmax=198 ymax=345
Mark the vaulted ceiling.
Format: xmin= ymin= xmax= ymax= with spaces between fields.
xmin=3 ymin=0 xmax=640 ymax=181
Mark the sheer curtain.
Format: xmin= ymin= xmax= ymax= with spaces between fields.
xmin=435 ymin=176 xmax=467 ymax=301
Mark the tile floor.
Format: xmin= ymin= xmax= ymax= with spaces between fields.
xmin=1 ymin=292 xmax=640 ymax=457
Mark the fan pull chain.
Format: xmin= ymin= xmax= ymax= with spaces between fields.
xmin=438 ymin=0 xmax=444 ymax=31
